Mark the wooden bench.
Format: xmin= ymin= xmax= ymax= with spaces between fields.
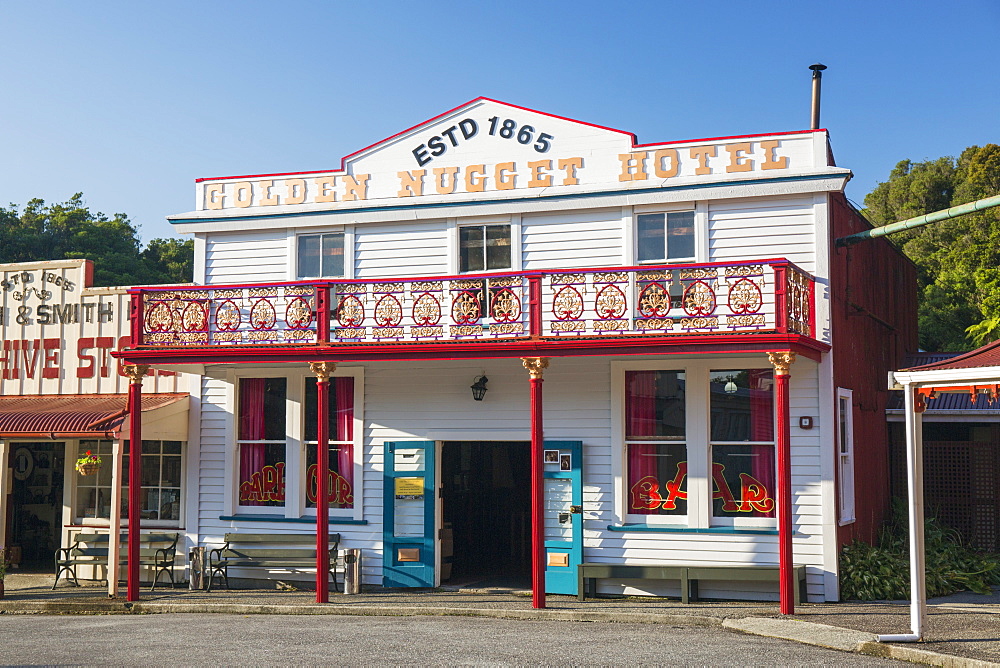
xmin=578 ymin=563 xmax=807 ymax=603
xmin=53 ymin=532 xmax=179 ymax=591
xmin=207 ymin=533 xmax=341 ymax=592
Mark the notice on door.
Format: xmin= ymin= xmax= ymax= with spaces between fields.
xmin=395 ymin=477 xmax=424 ymax=499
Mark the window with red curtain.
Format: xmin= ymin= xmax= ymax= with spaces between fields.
xmin=625 ymin=370 xmax=687 ymax=517
xmin=709 ymin=369 xmax=775 ymax=520
xmin=237 ymin=377 xmax=287 ymax=508
xmin=304 ymin=376 xmax=355 ymax=509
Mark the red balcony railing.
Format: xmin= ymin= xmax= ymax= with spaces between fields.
xmin=128 ymin=259 xmax=815 ymax=349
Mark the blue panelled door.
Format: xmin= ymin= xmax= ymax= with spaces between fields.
xmin=382 ymin=441 xmax=436 ymax=588
xmin=543 ymin=440 xmax=583 ymax=595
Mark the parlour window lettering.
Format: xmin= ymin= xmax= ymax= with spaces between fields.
xmin=709 ymin=369 xmax=775 ymax=524
xmin=625 ymin=370 xmax=687 ymax=518
xmin=237 ymin=378 xmax=288 ymax=508
xmin=459 ymin=224 xmax=511 ymax=273
xmin=837 ymin=388 xmax=856 ymax=525
xmin=297 ymin=232 xmax=344 ymax=279
xmin=235 ymin=374 xmax=360 ymax=515
xmin=636 ymin=211 xmax=695 ymax=263
xmin=304 ymin=377 xmax=355 ymax=510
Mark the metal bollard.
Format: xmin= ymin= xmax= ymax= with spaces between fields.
xmin=343 ymin=548 xmax=362 ymax=594
xmin=189 ymin=546 xmax=206 ymax=590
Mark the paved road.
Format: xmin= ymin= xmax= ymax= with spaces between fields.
xmin=0 ymin=613 xmax=910 ymax=666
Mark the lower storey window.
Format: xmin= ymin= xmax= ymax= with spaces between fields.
xmin=626 ymin=370 xmax=687 ymax=517
xmin=75 ymin=439 xmax=183 ymax=523
xmin=710 ymin=369 xmax=775 ymax=520
xmin=624 ymin=366 xmax=776 ymax=524
xmin=236 ymin=375 xmax=356 ymax=511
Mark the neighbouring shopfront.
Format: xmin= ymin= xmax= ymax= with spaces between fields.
xmin=0 ymin=259 xmax=190 ymax=578
xmin=117 ymin=97 xmax=917 ymax=608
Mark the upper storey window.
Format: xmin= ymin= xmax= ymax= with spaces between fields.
xmin=636 ymin=212 xmax=695 ymax=263
xmin=298 ymin=232 xmax=344 ymax=278
xmin=459 ymin=224 xmax=511 ymax=272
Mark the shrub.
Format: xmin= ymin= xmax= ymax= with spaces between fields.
xmin=839 ymin=503 xmax=1000 ymax=600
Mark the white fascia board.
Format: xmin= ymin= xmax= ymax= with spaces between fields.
xmin=169 ymin=171 xmax=851 ymax=235
xmin=892 ymin=366 xmax=1000 ymax=387
xmin=152 ymin=363 xmax=206 ymax=376
xmin=887 ymin=409 xmax=1000 ymax=419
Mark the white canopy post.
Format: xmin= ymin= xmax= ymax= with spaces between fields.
xmin=0 ymin=440 xmax=9 ymax=561
xmin=107 ymin=438 xmax=125 ymax=598
xmin=877 ymin=382 xmax=927 ymax=642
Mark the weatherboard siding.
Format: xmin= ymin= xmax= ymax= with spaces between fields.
xmin=204 ymin=231 xmax=290 ymax=284
xmin=354 ymin=222 xmax=449 ymax=279
xmin=708 ymin=196 xmax=817 ymax=272
xmin=521 ymin=208 xmax=624 ymax=269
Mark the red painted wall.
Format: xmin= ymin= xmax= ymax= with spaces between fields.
xmin=828 ymin=193 xmax=918 ymax=545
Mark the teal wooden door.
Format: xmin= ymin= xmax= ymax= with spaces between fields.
xmin=383 ymin=441 xmax=436 ymax=588
xmin=543 ymin=440 xmax=583 ymax=595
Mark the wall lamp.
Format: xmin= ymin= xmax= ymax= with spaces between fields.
xmin=470 ymin=375 xmax=489 ymax=401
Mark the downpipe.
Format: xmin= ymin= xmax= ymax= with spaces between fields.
xmin=837 ymin=194 xmax=1000 ymax=247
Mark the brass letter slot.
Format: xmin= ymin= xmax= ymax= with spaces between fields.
xmin=398 ymin=548 xmax=420 ymax=562
xmin=548 ymin=553 xmax=569 ymax=568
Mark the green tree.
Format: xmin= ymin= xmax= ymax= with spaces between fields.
xmin=862 ymin=145 xmax=1000 ymax=351
xmin=142 ymin=238 xmax=195 ymax=284
xmin=0 ymin=193 xmax=192 ymax=286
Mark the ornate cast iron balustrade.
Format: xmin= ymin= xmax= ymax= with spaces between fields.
xmin=329 ymin=275 xmax=528 ymax=343
xmin=130 ymin=260 xmax=814 ymax=349
xmin=137 ymin=284 xmax=322 ymax=347
xmin=541 ymin=262 xmax=813 ymax=338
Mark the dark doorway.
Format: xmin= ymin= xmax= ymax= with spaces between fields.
xmin=441 ymin=441 xmax=531 ymax=588
xmin=7 ymin=442 xmax=66 ymax=571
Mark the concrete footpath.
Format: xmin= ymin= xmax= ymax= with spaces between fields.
xmin=2 ymin=573 xmax=998 ymax=667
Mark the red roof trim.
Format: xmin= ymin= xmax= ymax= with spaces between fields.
xmin=634 ymin=128 xmax=824 ymax=148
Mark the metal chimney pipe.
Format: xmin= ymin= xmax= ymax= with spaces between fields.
xmin=809 ymin=63 xmax=827 ymax=129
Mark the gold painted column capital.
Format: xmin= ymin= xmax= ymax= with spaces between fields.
xmin=521 ymin=357 xmax=550 ymax=380
xmin=309 ymin=361 xmax=337 ymax=382
xmin=122 ymin=364 xmax=150 ymax=385
xmin=767 ymin=351 xmax=796 ymax=376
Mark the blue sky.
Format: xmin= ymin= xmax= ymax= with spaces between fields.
xmin=2 ymin=0 xmax=997 ymax=243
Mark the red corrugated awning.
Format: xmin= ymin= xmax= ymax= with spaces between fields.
xmin=0 ymin=394 xmax=188 ymax=438
xmin=904 ymin=340 xmax=1000 ymax=371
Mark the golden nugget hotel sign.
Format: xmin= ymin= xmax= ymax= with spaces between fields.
xmin=197 ymin=102 xmax=804 ymax=212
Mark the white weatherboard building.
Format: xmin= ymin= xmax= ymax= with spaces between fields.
xmin=118 ymin=98 xmax=916 ymax=604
